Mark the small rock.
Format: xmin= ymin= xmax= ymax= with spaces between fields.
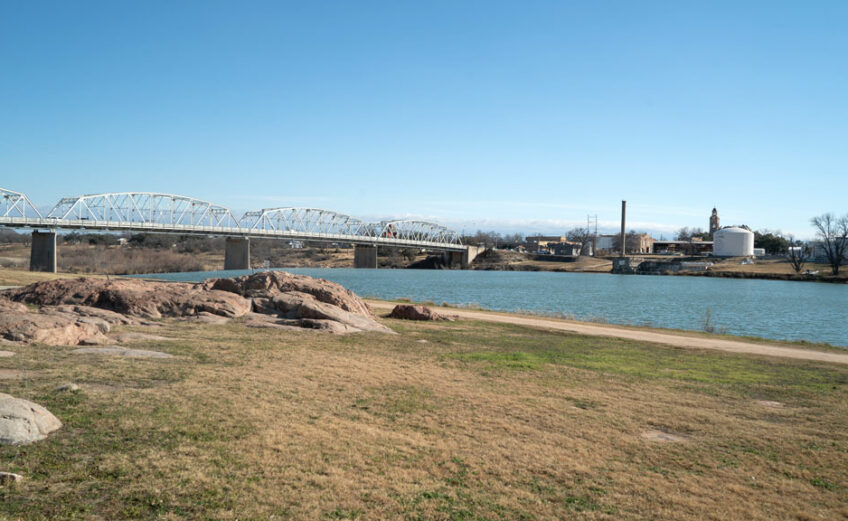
xmin=299 ymin=318 xmax=360 ymax=334
xmin=243 ymin=313 xmax=307 ymax=331
xmin=0 ymin=472 xmax=23 ymax=485
xmin=110 ymin=332 xmax=169 ymax=343
xmin=0 ymin=351 xmax=15 ymax=358
xmin=389 ymin=305 xmax=458 ymax=321
xmin=0 ymin=393 xmax=62 ymax=445
xmin=79 ymin=336 xmax=109 ymax=346
xmin=756 ymin=400 xmax=784 ymax=408
xmin=53 ymin=383 xmax=80 ymax=393
xmin=416 ymin=339 xmax=429 ymax=343
xmin=641 ymin=430 xmax=687 ymax=443
xmin=71 ymin=346 xmax=173 ymax=358
xmin=184 ymin=312 xmax=230 ymax=325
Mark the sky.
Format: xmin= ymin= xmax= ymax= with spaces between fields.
xmin=1 ymin=1 xmax=846 ymax=239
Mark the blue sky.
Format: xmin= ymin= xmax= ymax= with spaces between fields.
xmin=1 ymin=1 xmax=846 ymax=239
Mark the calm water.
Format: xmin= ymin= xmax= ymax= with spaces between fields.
xmin=134 ymin=268 xmax=848 ymax=347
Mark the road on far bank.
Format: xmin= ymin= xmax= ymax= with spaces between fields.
xmin=366 ymin=300 xmax=848 ymax=366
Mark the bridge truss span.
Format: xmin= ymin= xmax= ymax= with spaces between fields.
xmin=376 ymin=220 xmax=462 ymax=247
xmin=240 ymin=207 xmax=374 ymax=239
xmin=46 ymin=192 xmax=241 ymax=228
xmin=1 ymin=187 xmax=43 ymax=219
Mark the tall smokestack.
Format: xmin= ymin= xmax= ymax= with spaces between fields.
xmin=620 ymin=200 xmax=626 ymax=257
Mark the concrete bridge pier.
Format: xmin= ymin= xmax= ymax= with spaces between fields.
xmin=443 ymin=246 xmax=486 ymax=269
xmin=354 ymin=245 xmax=378 ymax=269
xmin=444 ymin=251 xmax=465 ymax=268
xmin=224 ymin=238 xmax=251 ymax=270
xmin=30 ymin=231 xmax=57 ymax=273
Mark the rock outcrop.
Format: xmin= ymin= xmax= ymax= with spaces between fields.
xmin=6 ymin=278 xmax=252 ymax=320
xmin=206 ymin=271 xmax=393 ymax=334
xmin=0 ymin=272 xmax=393 ymax=340
xmin=388 ymin=304 xmax=457 ymax=322
xmin=0 ymin=393 xmax=62 ymax=445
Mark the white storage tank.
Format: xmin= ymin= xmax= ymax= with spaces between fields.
xmin=713 ymin=227 xmax=754 ymax=257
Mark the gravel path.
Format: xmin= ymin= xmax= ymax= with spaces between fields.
xmin=368 ymin=300 xmax=848 ymax=365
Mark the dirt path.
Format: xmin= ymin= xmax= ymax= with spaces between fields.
xmin=367 ymin=300 xmax=848 ymax=366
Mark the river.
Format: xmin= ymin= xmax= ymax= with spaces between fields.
xmin=133 ymin=268 xmax=848 ymax=347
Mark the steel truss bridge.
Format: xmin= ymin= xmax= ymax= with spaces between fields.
xmin=0 ymin=188 xmax=465 ymax=251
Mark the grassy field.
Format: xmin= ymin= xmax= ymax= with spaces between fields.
xmin=1 ymin=315 xmax=846 ymax=520
xmin=0 ymin=269 xmax=107 ymax=287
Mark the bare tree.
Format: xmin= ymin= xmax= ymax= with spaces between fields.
xmin=462 ymin=230 xmax=503 ymax=249
xmin=811 ymin=213 xmax=848 ymax=275
xmin=675 ymin=227 xmax=692 ymax=241
xmin=784 ymin=235 xmax=806 ymax=273
xmin=501 ymin=233 xmax=525 ymax=249
xmin=567 ymin=227 xmax=593 ymax=255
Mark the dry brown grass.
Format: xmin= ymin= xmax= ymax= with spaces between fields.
xmin=1 ymin=315 xmax=846 ymax=520
xmin=0 ymin=268 xmax=109 ymax=287
xmin=707 ymin=257 xmax=845 ymax=278
xmin=0 ymin=243 xmax=365 ymax=275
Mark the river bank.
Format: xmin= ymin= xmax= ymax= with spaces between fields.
xmin=2 ymin=283 xmax=846 ymax=520
xmin=468 ymin=249 xmax=847 ymax=283
xmin=3 ymin=267 xmax=845 ymax=346
xmin=3 ymin=241 xmax=844 ymax=284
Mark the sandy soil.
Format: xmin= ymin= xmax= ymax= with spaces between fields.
xmin=367 ymin=300 xmax=848 ymax=365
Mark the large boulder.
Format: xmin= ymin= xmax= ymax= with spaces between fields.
xmin=205 ymin=271 xmax=373 ymax=317
xmin=5 ymin=278 xmax=251 ymax=319
xmin=388 ymin=304 xmax=457 ymax=322
xmin=263 ymin=292 xmax=394 ymax=333
xmin=0 ymin=393 xmax=62 ymax=445
xmin=0 ymin=308 xmax=109 ymax=345
xmin=206 ymin=271 xmax=393 ymax=334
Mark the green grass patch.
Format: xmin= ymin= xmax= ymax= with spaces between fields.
xmin=438 ymin=321 xmax=848 ymax=398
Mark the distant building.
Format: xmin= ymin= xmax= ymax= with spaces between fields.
xmin=551 ymin=241 xmax=589 ymax=257
xmin=525 ymin=235 xmax=568 ymax=253
xmin=652 ymin=240 xmax=713 ymax=255
xmin=810 ymin=239 xmax=848 ymax=262
xmin=709 ymin=208 xmax=720 ymax=236
xmin=594 ymin=235 xmax=615 ymax=252
xmin=594 ymin=233 xmax=654 ymax=254
xmin=630 ymin=233 xmax=655 ymax=254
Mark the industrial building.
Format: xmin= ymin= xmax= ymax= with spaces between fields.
xmin=525 ymin=235 xmax=568 ymax=253
xmin=594 ymin=233 xmax=654 ymax=254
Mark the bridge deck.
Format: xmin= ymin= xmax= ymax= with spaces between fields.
xmin=0 ymin=217 xmax=467 ymax=251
